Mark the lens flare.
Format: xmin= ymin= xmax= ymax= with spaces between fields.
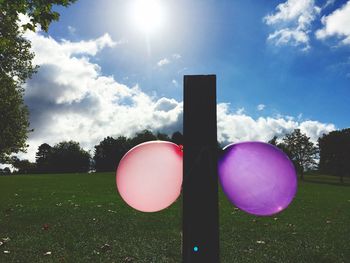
xmin=130 ymin=0 xmax=165 ymax=35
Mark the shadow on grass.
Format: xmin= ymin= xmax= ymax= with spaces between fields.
xmin=302 ymin=175 xmax=350 ymax=187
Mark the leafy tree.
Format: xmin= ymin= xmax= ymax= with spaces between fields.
xmin=0 ymin=0 xmax=76 ymax=163
xmin=11 ymin=157 xmax=36 ymax=174
xmin=50 ymin=141 xmax=90 ymax=173
xmin=319 ymin=128 xmax=350 ymax=183
xmin=156 ymin=132 xmax=170 ymax=141
xmin=35 ymin=143 xmax=53 ymax=173
xmin=268 ymin=136 xmax=278 ymax=146
xmin=0 ymin=167 xmax=11 ymax=175
xmin=171 ymin=131 xmax=184 ymax=145
xmin=128 ymin=130 xmax=158 ymax=148
xmin=281 ymin=129 xmax=318 ymax=180
xmin=93 ymin=136 xmax=130 ymax=172
xmin=0 ymin=78 xmax=30 ymax=163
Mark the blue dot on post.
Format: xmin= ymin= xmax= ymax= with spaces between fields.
xmin=193 ymin=246 xmax=199 ymax=252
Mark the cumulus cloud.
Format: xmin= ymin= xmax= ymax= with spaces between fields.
xmin=19 ymin=30 xmax=335 ymax=162
xmin=257 ymin=104 xmax=266 ymax=111
xmin=217 ymin=103 xmax=335 ymax=145
xmin=21 ymin=31 xmax=182 ymax=161
xmin=316 ymin=1 xmax=350 ymax=45
xmin=264 ymin=0 xmax=321 ymax=51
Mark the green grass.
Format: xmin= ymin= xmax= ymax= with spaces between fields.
xmin=0 ymin=173 xmax=349 ymax=263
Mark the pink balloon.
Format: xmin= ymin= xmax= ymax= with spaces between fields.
xmin=116 ymin=141 xmax=183 ymax=212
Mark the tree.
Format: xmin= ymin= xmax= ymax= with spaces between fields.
xmin=0 ymin=0 xmax=76 ymax=163
xmin=0 ymin=78 xmax=30 ymax=163
xmin=11 ymin=157 xmax=36 ymax=174
xmin=156 ymin=132 xmax=170 ymax=141
xmin=0 ymin=167 xmax=11 ymax=175
xmin=171 ymin=131 xmax=184 ymax=145
xmin=35 ymin=143 xmax=53 ymax=173
xmin=128 ymin=130 xmax=158 ymax=148
xmin=281 ymin=129 xmax=318 ymax=180
xmin=268 ymin=136 xmax=278 ymax=146
xmin=93 ymin=136 xmax=130 ymax=172
xmin=319 ymin=128 xmax=350 ymax=183
xmin=50 ymin=141 xmax=90 ymax=173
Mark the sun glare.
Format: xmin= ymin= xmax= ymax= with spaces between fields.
xmin=130 ymin=0 xmax=165 ymax=35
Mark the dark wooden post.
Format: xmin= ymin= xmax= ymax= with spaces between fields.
xmin=182 ymin=75 xmax=220 ymax=263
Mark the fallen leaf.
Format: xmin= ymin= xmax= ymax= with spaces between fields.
xmin=43 ymin=224 xmax=50 ymax=230
xmin=101 ymin=243 xmax=111 ymax=252
xmin=256 ymin=240 xmax=265 ymax=244
xmin=2 ymin=237 xmax=10 ymax=243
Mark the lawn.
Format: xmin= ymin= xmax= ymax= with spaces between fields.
xmin=0 ymin=173 xmax=349 ymax=263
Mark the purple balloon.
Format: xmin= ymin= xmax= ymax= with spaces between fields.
xmin=219 ymin=141 xmax=297 ymax=216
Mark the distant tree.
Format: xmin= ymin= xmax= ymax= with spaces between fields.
xmin=319 ymin=128 xmax=350 ymax=183
xmin=50 ymin=141 xmax=90 ymax=173
xmin=94 ymin=136 xmax=130 ymax=172
xmin=129 ymin=130 xmax=158 ymax=148
xmin=35 ymin=143 xmax=53 ymax=173
xmin=156 ymin=132 xmax=170 ymax=141
xmin=281 ymin=129 xmax=318 ymax=180
xmin=268 ymin=136 xmax=278 ymax=146
xmin=11 ymin=157 xmax=36 ymax=174
xmin=171 ymin=131 xmax=184 ymax=145
xmin=0 ymin=167 xmax=11 ymax=175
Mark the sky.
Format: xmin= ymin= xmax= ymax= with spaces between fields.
xmin=19 ymin=0 xmax=350 ymax=161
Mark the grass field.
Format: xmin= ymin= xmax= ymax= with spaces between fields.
xmin=0 ymin=173 xmax=349 ymax=263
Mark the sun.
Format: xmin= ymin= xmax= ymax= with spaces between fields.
xmin=130 ymin=0 xmax=165 ymax=35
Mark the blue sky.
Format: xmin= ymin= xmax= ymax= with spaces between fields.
xmin=19 ymin=0 xmax=350 ymax=160
xmin=47 ymin=0 xmax=350 ymax=126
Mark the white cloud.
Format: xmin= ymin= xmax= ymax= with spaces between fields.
xmin=68 ymin=25 xmax=76 ymax=35
xmin=264 ymin=0 xmax=321 ymax=50
xmin=157 ymin=58 xmax=170 ymax=67
xmin=316 ymin=1 xmax=350 ymax=45
xmin=21 ymin=31 xmax=182 ymax=161
xmin=257 ymin=104 xmax=266 ymax=111
xmin=236 ymin=107 xmax=245 ymax=115
xmin=323 ymin=0 xmax=336 ymax=9
xmin=217 ymin=103 xmax=335 ymax=145
xmin=172 ymin=79 xmax=179 ymax=87
xmin=19 ymin=30 xmax=335 ymax=162
xmin=157 ymin=53 xmax=181 ymax=67
xmin=172 ymin=53 xmax=181 ymax=59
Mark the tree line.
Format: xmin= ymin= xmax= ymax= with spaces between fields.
xmin=1 ymin=128 xmax=349 ymax=183
xmin=1 ymin=130 xmax=183 ymax=175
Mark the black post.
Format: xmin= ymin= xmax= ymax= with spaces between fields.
xmin=182 ymin=75 xmax=220 ymax=263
